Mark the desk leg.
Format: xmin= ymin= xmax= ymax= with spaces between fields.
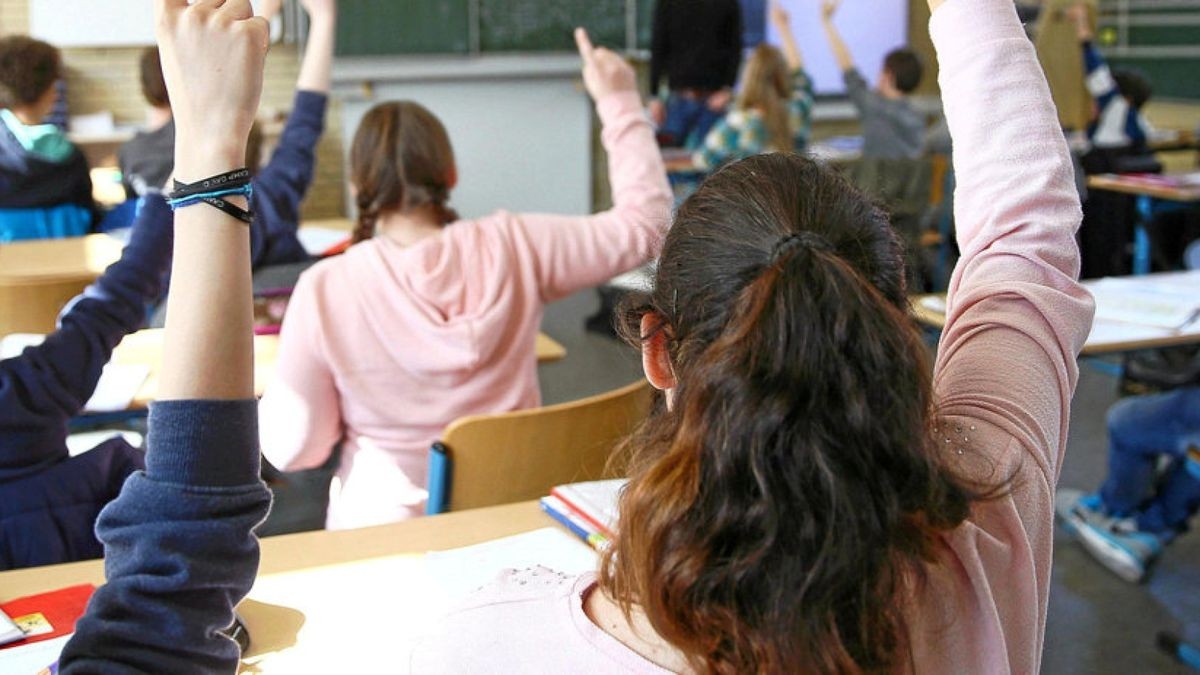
xmin=1134 ymin=195 xmax=1153 ymax=276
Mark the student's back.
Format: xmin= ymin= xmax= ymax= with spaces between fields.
xmin=0 ymin=36 xmax=94 ymax=236
xmin=259 ymin=52 xmax=672 ymax=529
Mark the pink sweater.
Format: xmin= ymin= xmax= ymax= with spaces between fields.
xmin=258 ymin=91 xmax=672 ymax=530
xmin=409 ymin=0 xmax=1096 ymax=672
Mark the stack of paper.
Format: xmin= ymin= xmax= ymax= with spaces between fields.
xmin=1088 ymin=276 xmax=1200 ymax=330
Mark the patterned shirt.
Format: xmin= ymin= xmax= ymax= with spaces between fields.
xmin=693 ymin=69 xmax=815 ymax=170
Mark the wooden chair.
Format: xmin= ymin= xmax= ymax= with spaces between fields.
xmin=426 ymin=379 xmax=653 ymax=514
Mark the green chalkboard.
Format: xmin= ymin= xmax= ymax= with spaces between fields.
xmin=479 ymin=0 xmax=628 ymax=52
xmin=1098 ymin=0 xmax=1200 ymax=100
xmin=335 ymin=0 xmax=470 ymax=56
xmin=636 ymin=0 xmax=655 ymax=50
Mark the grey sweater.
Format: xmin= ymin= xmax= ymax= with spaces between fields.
xmin=844 ymin=68 xmax=925 ymax=160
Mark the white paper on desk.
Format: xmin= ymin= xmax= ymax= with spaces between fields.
xmin=1088 ymin=278 xmax=1200 ymax=329
xmin=0 ymin=634 xmax=71 ymax=674
xmin=0 ymin=334 xmax=46 ymax=360
xmin=82 ymin=364 xmax=149 ymax=413
xmin=423 ymin=527 xmax=598 ymax=601
xmin=297 ymin=227 xmax=350 ymax=256
xmin=919 ymin=296 xmax=947 ymax=315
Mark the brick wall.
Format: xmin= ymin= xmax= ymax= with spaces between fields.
xmin=0 ymin=0 xmax=346 ymax=219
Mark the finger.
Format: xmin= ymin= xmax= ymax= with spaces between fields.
xmin=240 ymin=15 xmax=272 ymax=52
xmin=574 ymin=28 xmax=594 ymax=63
xmin=220 ymin=0 xmax=255 ymax=21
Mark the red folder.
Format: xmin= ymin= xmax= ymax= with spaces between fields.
xmin=0 ymin=585 xmax=95 ymax=650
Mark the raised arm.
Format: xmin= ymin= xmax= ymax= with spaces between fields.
xmin=930 ymin=0 xmax=1093 ymax=480
xmin=513 ymin=29 xmax=672 ymax=302
xmin=770 ymin=2 xmax=804 ymax=71
xmin=248 ymin=0 xmax=335 ymax=267
xmin=60 ymin=2 xmax=272 ymax=672
xmin=1068 ymin=3 xmax=1118 ymax=105
xmin=0 ymin=195 xmax=171 ymax=460
xmin=820 ymin=0 xmax=853 ymax=74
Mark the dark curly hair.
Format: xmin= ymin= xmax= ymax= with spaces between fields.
xmin=600 ymin=153 xmax=996 ymax=673
xmin=0 ymin=36 xmax=61 ymax=108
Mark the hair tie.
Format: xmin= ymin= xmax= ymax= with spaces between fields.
xmin=770 ymin=231 xmax=834 ymax=263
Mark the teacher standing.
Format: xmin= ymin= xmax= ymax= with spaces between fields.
xmin=649 ymin=0 xmax=744 ymax=148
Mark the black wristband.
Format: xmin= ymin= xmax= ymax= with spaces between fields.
xmin=169 ymin=168 xmax=252 ymax=201
xmin=197 ymin=195 xmax=254 ymax=224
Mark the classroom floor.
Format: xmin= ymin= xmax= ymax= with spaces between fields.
xmin=265 ymin=288 xmax=1199 ymax=673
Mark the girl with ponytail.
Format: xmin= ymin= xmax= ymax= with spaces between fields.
xmin=258 ymin=30 xmax=672 ymax=530
xmin=414 ymin=0 xmax=1094 ymax=672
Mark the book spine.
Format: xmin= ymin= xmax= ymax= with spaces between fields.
xmin=549 ymin=488 xmax=615 ymax=538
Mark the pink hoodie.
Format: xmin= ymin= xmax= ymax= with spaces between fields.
xmin=410 ymin=0 xmax=1096 ymax=672
xmin=258 ymin=90 xmax=672 ymax=530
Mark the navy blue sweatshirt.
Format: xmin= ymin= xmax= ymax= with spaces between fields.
xmin=0 ymin=196 xmax=174 ymax=569
xmin=248 ymin=90 xmax=327 ymax=269
xmin=59 ymin=400 xmax=271 ymax=673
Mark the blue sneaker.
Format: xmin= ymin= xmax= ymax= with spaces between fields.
xmin=1055 ymin=488 xmax=1163 ymax=583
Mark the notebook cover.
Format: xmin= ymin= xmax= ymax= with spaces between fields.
xmin=0 ymin=585 xmax=95 ymax=650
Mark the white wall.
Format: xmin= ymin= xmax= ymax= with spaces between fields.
xmin=334 ymin=56 xmax=592 ymax=221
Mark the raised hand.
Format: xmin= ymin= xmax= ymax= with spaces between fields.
xmin=155 ymin=0 xmax=270 ymax=178
xmin=300 ymin=0 xmax=338 ymax=22
xmin=821 ymin=0 xmax=841 ymax=22
xmin=769 ymin=2 xmax=790 ymax=31
xmin=575 ymin=28 xmax=637 ymax=101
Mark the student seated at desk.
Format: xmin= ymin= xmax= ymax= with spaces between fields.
xmin=258 ymin=28 xmax=672 ymax=530
xmin=53 ymin=0 xmax=1090 ymax=671
xmin=1068 ymin=2 xmax=1153 ymax=155
xmin=121 ymin=0 xmax=336 ymax=270
xmin=0 ymin=36 xmax=95 ymax=241
xmin=118 ymin=47 xmax=176 ymax=199
xmin=414 ymin=0 xmax=1092 ymax=671
xmin=1056 ymin=386 xmax=1200 ymax=583
xmin=0 ymin=194 xmax=172 ymax=571
xmin=692 ymin=3 xmax=814 ymax=171
xmin=820 ymin=0 xmax=926 ymax=160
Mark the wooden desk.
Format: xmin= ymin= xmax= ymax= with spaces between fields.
xmin=111 ymin=329 xmax=280 ymax=410
xmin=109 ymin=329 xmax=567 ymax=410
xmin=0 ymin=501 xmax=580 ymax=671
xmin=1086 ymin=173 xmax=1200 ymax=275
xmin=0 ymin=235 xmax=124 ymax=335
xmin=912 ymin=273 xmax=1200 ymax=355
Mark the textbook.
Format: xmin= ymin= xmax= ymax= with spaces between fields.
xmin=540 ymin=495 xmax=609 ymax=551
xmin=548 ymin=478 xmax=626 ymax=538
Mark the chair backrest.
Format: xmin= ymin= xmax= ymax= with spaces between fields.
xmin=1185 ymin=240 xmax=1200 ymax=271
xmin=427 ymin=379 xmax=653 ymax=514
xmin=0 ymin=204 xmax=92 ymax=243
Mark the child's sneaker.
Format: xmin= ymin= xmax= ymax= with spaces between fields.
xmin=1054 ymin=488 xmax=1163 ymax=583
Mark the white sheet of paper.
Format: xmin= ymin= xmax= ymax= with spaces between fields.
xmin=243 ymin=528 xmax=596 ymax=673
xmin=423 ymin=527 xmax=597 ymax=600
xmin=82 ymin=364 xmax=150 ymax=414
xmin=297 ymin=228 xmax=351 ymax=257
xmin=0 ymin=634 xmax=71 ymax=674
